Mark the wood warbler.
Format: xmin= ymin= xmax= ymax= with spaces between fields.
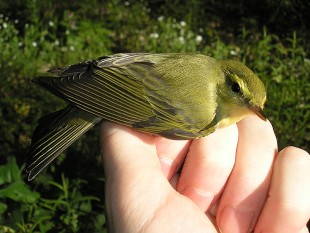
xmin=26 ymin=53 xmax=266 ymax=180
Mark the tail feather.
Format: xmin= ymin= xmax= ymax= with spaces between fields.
xmin=26 ymin=105 xmax=100 ymax=181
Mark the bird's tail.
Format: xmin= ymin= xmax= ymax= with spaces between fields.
xmin=26 ymin=105 xmax=101 ymax=181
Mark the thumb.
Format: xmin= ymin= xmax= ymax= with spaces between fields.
xmin=100 ymin=122 xmax=173 ymax=232
xmin=100 ymin=122 xmax=162 ymax=179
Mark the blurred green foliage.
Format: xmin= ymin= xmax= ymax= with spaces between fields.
xmin=0 ymin=0 xmax=309 ymax=231
xmin=0 ymin=158 xmax=105 ymax=233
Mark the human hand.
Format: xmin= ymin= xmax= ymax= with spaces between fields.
xmin=100 ymin=115 xmax=310 ymax=233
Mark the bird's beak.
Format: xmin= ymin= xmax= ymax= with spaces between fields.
xmin=249 ymin=104 xmax=267 ymax=121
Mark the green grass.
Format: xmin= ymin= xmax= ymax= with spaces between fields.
xmin=0 ymin=0 xmax=309 ymax=232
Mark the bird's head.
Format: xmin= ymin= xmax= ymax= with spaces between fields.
xmin=216 ymin=59 xmax=267 ymax=126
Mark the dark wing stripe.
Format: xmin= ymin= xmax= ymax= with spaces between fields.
xmin=143 ymin=95 xmax=182 ymax=126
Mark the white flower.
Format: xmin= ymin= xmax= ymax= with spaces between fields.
xmin=65 ymin=30 xmax=70 ymax=35
xmin=180 ymin=21 xmax=186 ymax=27
xmin=124 ymin=1 xmax=129 ymax=6
xmin=2 ymin=22 xmax=7 ymax=28
xmin=18 ymin=42 xmax=23 ymax=47
xmin=32 ymin=41 xmax=37 ymax=47
xmin=157 ymin=16 xmax=164 ymax=22
xmin=69 ymin=45 xmax=75 ymax=51
xmin=49 ymin=21 xmax=54 ymax=27
xmin=230 ymin=50 xmax=237 ymax=55
xmin=179 ymin=36 xmax=185 ymax=44
xmin=5 ymin=16 xmax=8 ymax=21
xmin=150 ymin=32 xmax=159 ymax=39
xmin=54 ymin=40 xmax=59 ymax=46
xmin=195 ymin=35 xmax=203 ymax=43
xmin=14 ymin=19 xmax=19 ymax=24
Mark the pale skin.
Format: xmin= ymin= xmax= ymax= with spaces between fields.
xmin=100 ymin=115 xmax=310 ymax=233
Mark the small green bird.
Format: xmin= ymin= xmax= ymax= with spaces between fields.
xmin=26 ymin=53 xmax=266 ymax=180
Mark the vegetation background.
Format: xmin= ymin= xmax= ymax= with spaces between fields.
xmin=0 ymin=0 xmax=309 ymax=232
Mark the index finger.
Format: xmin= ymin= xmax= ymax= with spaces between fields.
xmin=255 ymin=146 xmax=310 ymax=233
xmin=217 ymin=115 xmax=278 ymax=233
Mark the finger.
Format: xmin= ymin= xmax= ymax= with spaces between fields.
xmin=100 ymin=122 xmax=172 ymax=232
xmin=217 ymin=115 xmax=277 ymax=233
xmin=176 ymin=124 xmax=238 ymax=212
xmin=154 ymin=136 xmax=191 ymax=179
xmin=100 ymin=122 xmax=161 ymax=177
xmin=255 ymin=146 xmax=310 ymax=233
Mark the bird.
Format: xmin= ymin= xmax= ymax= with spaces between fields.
xmin=26 ymin=53 xmax=267 ymax=180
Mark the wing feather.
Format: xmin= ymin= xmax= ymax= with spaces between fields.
xmin=34 ymin=54 xmax=157 ymax=128
xmin=26 ymin=106 xmax=99 ymax=180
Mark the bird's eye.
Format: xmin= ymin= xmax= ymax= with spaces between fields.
xmin=231 ymin=82 xmax=241 ymax=93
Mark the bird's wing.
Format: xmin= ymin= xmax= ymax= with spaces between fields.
xmin=33 ymin=54 xmax=155 ymax=125
xmin=33 ymin=54 xmax=182 ymax=133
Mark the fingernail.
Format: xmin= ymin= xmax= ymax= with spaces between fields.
xmin=219 ymin=206 xmax=255 ymax=233
xmin=159 ymin=156 xmax=177 ymax=179
xmin=182 ymin=187 xmax=215 ymax=211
